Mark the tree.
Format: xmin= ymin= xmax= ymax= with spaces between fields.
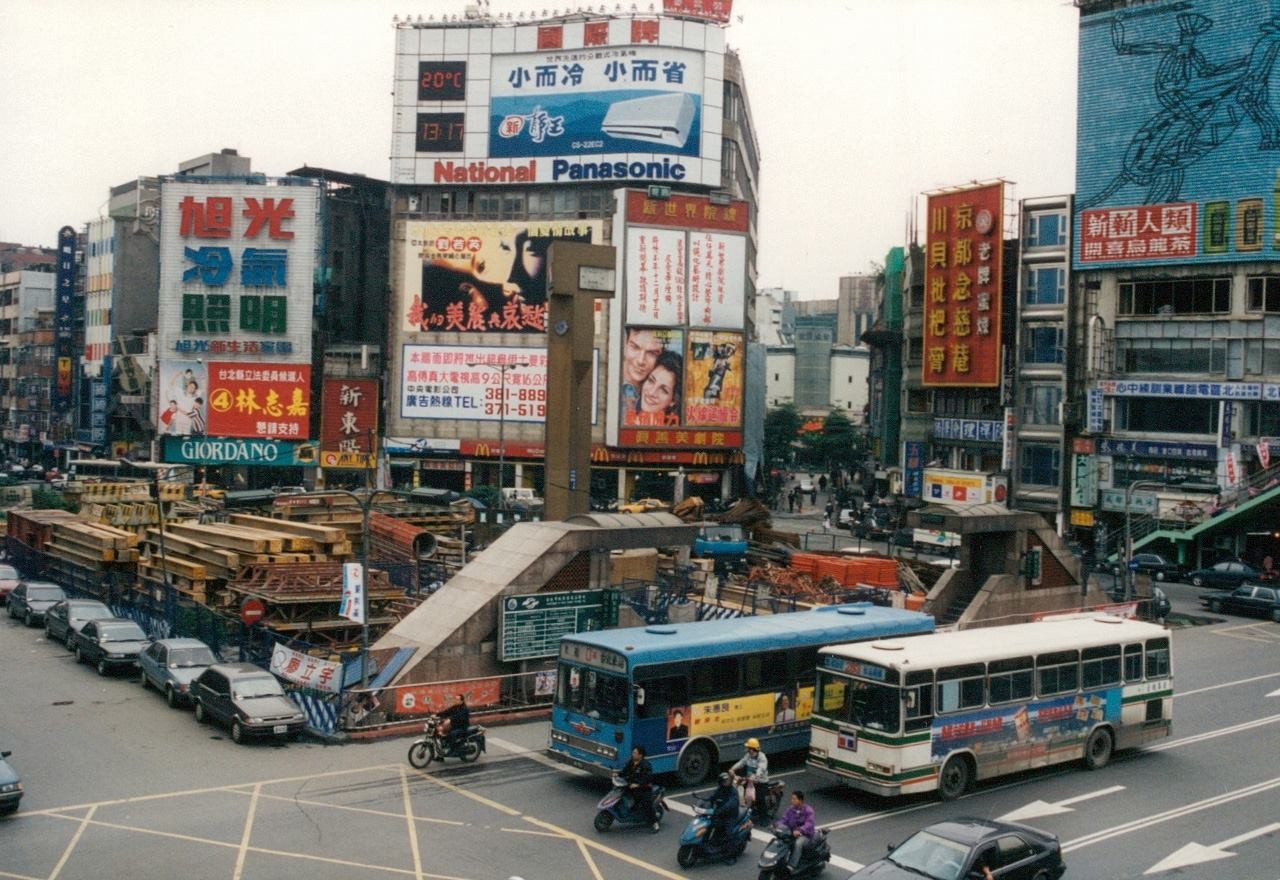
xmin=763 ymin=403 xmax=803 ymax=479
xmin=806 ymin=407 xmax=863 ymax=476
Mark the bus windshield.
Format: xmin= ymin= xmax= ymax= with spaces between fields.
xmin=556 ymin=662 xmax=629 ymax=724
xmin=817 ymin=671 xmax=900 ymax=732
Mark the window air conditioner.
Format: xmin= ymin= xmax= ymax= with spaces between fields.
xmin=601 ymin=93 xmax=695 ymax=147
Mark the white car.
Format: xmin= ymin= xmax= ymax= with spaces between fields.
xmin=798 ymin=479 xmax=815 ymax=493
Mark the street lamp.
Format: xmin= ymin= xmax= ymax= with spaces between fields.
xmin=466 ymin=360 xmax=528 ymax=512
xmin=1123 ymin=479 xmax=1165 ymax=601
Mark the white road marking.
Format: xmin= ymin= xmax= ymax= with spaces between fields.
xmin=1177 ymin=670 xmax=1280 ymax=697
xmin=997 ymin=785 xmax=1125 ymax=823
xmin=1144 ymin=821 xmax=1280 ymax=875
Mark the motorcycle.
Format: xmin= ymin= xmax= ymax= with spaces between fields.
xmin=593 ymin=775 xmax=668 ymax=832
xmin=406 ymin=714 xmax=486 ymax=767
xmin=676 ymin=793 xmax=754 ymax=868
xmin=736 ymin=776 xmax=785 ymax=824
xmin=757 ymin=825 xmax=832 ymax=879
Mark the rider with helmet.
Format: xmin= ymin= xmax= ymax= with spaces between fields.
xmin=730 ymin=737 xmax=769 ymax=815
xmin=706 ymin=772 xmax=740 ymax=844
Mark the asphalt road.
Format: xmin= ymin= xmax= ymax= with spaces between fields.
xmin=2 ymin=602 xmax=1278 ymax=879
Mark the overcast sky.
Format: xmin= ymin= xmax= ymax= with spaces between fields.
xmin=0 ymin=0 xmax=1079 ymax=299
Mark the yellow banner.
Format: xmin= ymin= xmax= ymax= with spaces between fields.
xmin=1070 ymin=508 xmax=1095 ymax=527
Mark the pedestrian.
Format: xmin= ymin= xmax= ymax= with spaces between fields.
xmin=810 ymin=486 xmax=817 ymax=506
xmin=819 ymin=475 xmax=827 ymax=493
xmin=787 ymin=488 xmax=795 ymax=513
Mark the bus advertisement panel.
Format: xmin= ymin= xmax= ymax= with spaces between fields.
xmin=548 ymin=604 xmax=934 ymax=784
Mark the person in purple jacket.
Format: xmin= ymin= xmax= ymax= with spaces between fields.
xmin=777 ymin=790 xmax=815 ymax=870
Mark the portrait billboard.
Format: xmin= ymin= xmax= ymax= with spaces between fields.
xmin=401 ymin=220 xmax=603 ymax=334
xmin=619 ymin=327 xmax=684 ymax=428
xmin=684 ymin=330 xmax=742 ymax=429
xmin=204 ymin=363 xmax=311 ymax=440
xmin=1075 ymin=1 xmax=1280 ymax=267
xmin=156 ymin=359 xmax=210 ymax=437
xmin=921 ymin=182 xmax=1004 ymax=388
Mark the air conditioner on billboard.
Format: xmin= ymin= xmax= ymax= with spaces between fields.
xmin=601 ymin=93 xmax=695 ymax=147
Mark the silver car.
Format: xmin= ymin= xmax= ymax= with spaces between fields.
xmin=139 ymin=638 xmax=218 ymax=707
xmin=44 ymin=598 xmax=113 ymax=649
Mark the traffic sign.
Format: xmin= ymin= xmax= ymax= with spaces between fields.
xmin=240 ymin=598 xmax=266 ymax=625
xmin=1127 ymin=559 xmax=1140 ymax=571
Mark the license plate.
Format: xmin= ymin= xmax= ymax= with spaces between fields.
xmin=273 ymin=725 xmax=288 ymax=734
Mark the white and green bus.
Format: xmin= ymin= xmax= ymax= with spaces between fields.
xmin=808 ymin=615 xmax=1172 ymax=799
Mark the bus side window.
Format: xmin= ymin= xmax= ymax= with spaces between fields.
xmin=634 ymin=675 xmax=687 ymax=719
xmin=1082 ymin=644 xmax=1121 ymax=689
xmin=1037 ymin=650 xmax=1079 ymax=696
xmin=1123 ymin=644 xmax=1143 ymax=682
xmin=790 ymin=648 xmax=820 ymax=687
xmin=692 ymin=657 xmax=739 ymax=699
xmin=988 ymin=656 xmax=1033 ymax=705
xmin=744 ymin=651 xmax=788 ymax=690
xmin=904 ymin=670 xmax=933 ymax=732
xmin=936 ymin=663 xmax=984 ymax=713
xmin=1145 ymin=638 xmax=1171 ymax=679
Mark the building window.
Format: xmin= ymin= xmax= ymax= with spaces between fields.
xmin=906 ymin=389 xmax=930 ymax=413
xmin=1020 ymin=444 xmax=1061 ymax=487
xmin=1115 ymin=397 xmax=1216 ymax=434
xmin=475 ymin=193 xmax=501 ymax=216
xmin=1023 ymin=326 xmax=1064 ymax=364
xmin=1021 ymin=384 xmax=1062 ymax=426
xmin=1118 ymin=278 xmax=1231 ymax=315
xmin=1117 ymin=337 xmax=1227 ymax=374
xmin=1246 ymin=276 xmax=1280 ymax=312
xmin=1245 ymin=401 xmax=1280 ymax=436
xmin=1023 ymin=211 xmax=1066 ymax=248
xmin=1244 ymin=340 xmax=1280 ymax=375
xmin=1024 ymin=266 xmax=1065 ymax=306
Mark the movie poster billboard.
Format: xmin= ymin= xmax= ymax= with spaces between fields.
xmin=619 ymin=327 xmax=684 ymax=427
xmin=401 ymin=220 xmax=604 ymax=334
xmin=684 ymin=330 xmax=742 ymax=428
xmin=1075 ymin=1 xmax=1280 ymax=267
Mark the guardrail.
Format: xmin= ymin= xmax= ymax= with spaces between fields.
xmin=339 ymin=669 xmax=556 ymax=734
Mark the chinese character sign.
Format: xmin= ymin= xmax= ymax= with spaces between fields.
xmin=402 ymin=220 xmax=602 ymax=334
xmin=204 ymin=363 xmax=311 ymax=439
xmin=625 ymin=228 xmax=687 ymax=326
xmin=321 ymin=379 xmax=379 ymax=454
xmin=662 ymin=0 xmax=733 ymax=23
xmin=488 ymin=46 xmax=705 ymax=159
xmin=270 ymin=642 xmax=343 ymax=694
xmin=683 ymin=330 xmax=742 ymax=429
xmin=341 ymin=563 xmax=365 ymax=625
xmin=1076 ymin=1 xmax=1280 ymax=267
xmin=54 ymin=225 xmax=77 ymax=413
xmin=922 ymin=183 xmax=1004 ymax=387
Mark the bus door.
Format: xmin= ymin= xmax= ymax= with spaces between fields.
xmin=633 ymin=664 xmax=690 ymax=766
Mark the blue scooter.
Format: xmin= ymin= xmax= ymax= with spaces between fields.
xmin=676 ymin=791 xmax=753 ymax=868
xmin=594 ymin=775 xmax=668 ymax=833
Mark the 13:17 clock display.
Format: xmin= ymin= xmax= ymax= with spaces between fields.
xmin=415 ymin=113 xmax=464 ymax=153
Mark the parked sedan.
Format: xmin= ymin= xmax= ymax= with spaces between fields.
xmin=0 ymin=564 xmax=21 ymax=600
xmin=847 ymin=818 xmax=1065 ymax=880
xmin=0 ymin=750 xmax=21 ymax=815
xmin=1112 ymin=552 xmax=1184 ymax=581
xmin=5 ymin=581 xmax=66 ymax=627
xmin=71 ymin=617 xmax=149 ymax=676
xmin=1186 ymin=560 xmax=1261 ymax=588
xmin=191 ymin=663 xmax=306 ymax=744
xmin=139 ymin=638 xmax=218 ymax=707
xmin=44 ymin=598 xmax=113 ymax=648
xmin=1200 ymin=583 xmax=1280 ymax=622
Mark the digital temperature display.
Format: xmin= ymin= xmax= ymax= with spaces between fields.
xmin=418 ymin=61 xmax=466 ymax=101
xmin=415 ymin=113 xmax=464 ymax=153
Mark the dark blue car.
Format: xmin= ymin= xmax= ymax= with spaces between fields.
xmin=1186 ymin=560 xmax=1260 ymax=589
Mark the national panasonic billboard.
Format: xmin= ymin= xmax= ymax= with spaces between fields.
xmin=390 ymin=15 xmax=724 ymax=187
xmin=1075 ymin=1 xmax=1280 ymax=267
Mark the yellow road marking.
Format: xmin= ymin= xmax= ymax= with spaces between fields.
xmin=576 ymin=838 xmax=606 ymax=880
xmin=501 ymin=827 xmax=568 ymax=838
xmin=231 ymin=782 xmax=261 ymax=880
xmin=226 ymin=787 xmax=466 ymax=826
xmin=523 ymin=815 xmax=689 ymax=880
xmin=47 ymin=804 xmax=95 ymax=880
xmin=407 ymin=767 xmax=521 ymax=816
xmin=401 ymin=766 xmax=425 ymax=880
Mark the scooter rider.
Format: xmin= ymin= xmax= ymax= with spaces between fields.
xmin=777 ymin=790 xmax=816 ymax=871
xmin=707 ymin=772 xmax=740 ymax=844
xmin=621 ymin=746 xmax=658 ymax=829
xmin=730 ymin=737 xmax=769 ymax=814
xmin=440 ymin=693 xmax=470 ymax=753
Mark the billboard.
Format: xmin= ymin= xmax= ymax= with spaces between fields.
xmin=921 ymin=182 xmax=1004 ymax=387
xmin=156 ymin=360 xmax=209 ymax=437
xmin=684 ymin=330 xmax=742 ymax=428
xmin=400 ymin=220 xmax=604 ymax=334
xmin=206 ymin=363 xmax=311 ymax=439
xmin=401 ymin=345 xmax=598 ymax=423
xmin=391 ymin=16 xmax=725 ymax=187
xmin=1076 ymin=1 xmax=1280 ymax=267
xmin=923 ymin=468 xmax=1008 ymax=508
xmin=53 ymin=225 xmax=77 ymax=413
xmin=320 ymin=379 xmax=379 ymax=456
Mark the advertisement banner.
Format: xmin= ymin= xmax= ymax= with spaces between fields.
xmin=392 ymin=677 xmax=503 ymax=716
xmin=904 ymin=441 xmax=925 ymax=497
xmin=488 ymin=46 xmax=704 ymax=160
xmin=321 ymin=379 xmax=379 ymax=455
xmin=162 ymin=436 xmax=311 ymax=466
xmin=922 ymin=182 xmax=1004 ymax=387
xmin=683 ymin=330 xmax=742 ymax=428
xmin=205 ymin=362 xmax=311 ymax=439
xmin=1071 ymin=453 xmax=1098 ymax=508
xmin=401 ymin=220 xmax=602 ymax=334
xmin=1076 ymin=1 xmax=1280 ymax=267
xmin=270 ymin=643 xmax=343 ymax=694
xmin=663 ymin=0 xmax=733 ymax=23
xmin=923 ymin=469 xmax=1008 ymax=508
xmin=620 ymin=327 xmax=684 ymax=427
xmin=156 ymin=360 xmax=210 ymax=437
xmin=340 ymin=563 xmax=365 ymax=624
xmin=53 ymin=225 xmax=77 ymax=413
xmin=625 ymin=227 xmax=687 ymax=326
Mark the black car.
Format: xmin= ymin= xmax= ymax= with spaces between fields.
xmin=5 ymin=581 xmax=66 ymax=627
xmin=71 ymin=617 xmax=149 ymax=675
xmin=191 ymin=663 xmax=306 ymax=744
xmin=1112 ymin=552 xmax=1184 ymax=582
xmin=44 ymin=598 xmax=113 ymax=648
xmin=1200 ymin=583 xmax=1280 ymax=622
xmin=0 ymin=749 xmax=21 ymax=815
xmin=1185 ymin=560 xmax=1260 ymax=589
xmin=847 ymin=818 xmax=1065 ymax=879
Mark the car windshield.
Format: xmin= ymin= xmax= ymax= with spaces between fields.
xmin=170 ymin=647 xmax=216 ymax=667
xmin=100 ymin=622 xmax=146 ymax=641
xmin=555 ymin=663 xmax=629 ymax=724
xmin=234 ymin=677 xmax=285 ymax=699
xmin=72 ymin=603 xmax=111 ymax=619
xmin=0 ymin=565 xmax=19 ymax=579
xmin=28 ymin=586 xmax=65 ymax=600
xmin=888 ymin=830 xmax=973 ymax=880
xmin=816 ymin=672 xmax=901 ymax=732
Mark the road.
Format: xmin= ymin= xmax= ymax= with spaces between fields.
xmin=2 ymin=605 xmax=1279 ymax=878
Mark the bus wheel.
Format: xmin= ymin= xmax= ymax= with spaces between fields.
xmin=676 ymin=741 xmax=712 ymax=786
xmin=937 ymin=755 xmax=971 ymax=801
xmin=1084 ymin=727 xmax=1113 ymax=770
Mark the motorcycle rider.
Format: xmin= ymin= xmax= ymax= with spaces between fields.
xmin=439 ymin=693 xmax=470 ymax=754
xmin=706 ymin=771 xmax=740 ymax=845
xmin=620 ymin=745 xmax=658 ymax=830
xmin=730 ymin=737 xmax=769 ymax=817
xmin=777 ymin=790 xmax=816 ymax=872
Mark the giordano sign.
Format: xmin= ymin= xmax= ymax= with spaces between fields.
xmin=162 ymin=436 xmax=314 ymax=466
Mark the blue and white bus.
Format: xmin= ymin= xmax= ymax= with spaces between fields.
xmin=548 ymin=603 xmax=935 ymax=784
